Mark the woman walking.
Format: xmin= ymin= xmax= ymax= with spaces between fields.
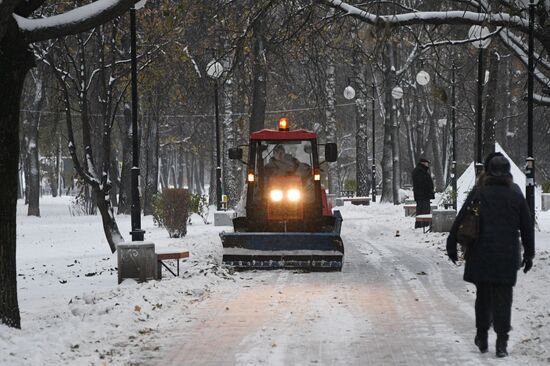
xmin=446 ymin=153 xmax=535 ymax=358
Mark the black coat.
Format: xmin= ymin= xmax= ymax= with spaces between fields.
xmin=447 ymin=175 xmax=535 ymax=286
xmin=412 ymin=164 xmax=434 ymax=201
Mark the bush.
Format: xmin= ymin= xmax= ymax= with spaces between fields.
xmin=441 ymin=189 xmax=457 ymax=205
xmin=343 ymin=179 xmax=356 ymax=192
xmin=189 ymin=193 xmax=210 ymax=224
xmin=541 ymin=181 xmax=550 ymax=194
xmin=152 ymin=188 xmax=190 ymax=238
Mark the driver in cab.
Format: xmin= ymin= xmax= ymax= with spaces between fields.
xmin=265 ymin=145 xmax=299 ymax=176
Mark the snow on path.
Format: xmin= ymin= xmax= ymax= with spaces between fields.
xmin=157 ymin=203 xmax=547 ymax=365
xmin=1 ymin=198 xmax=548 ymax=365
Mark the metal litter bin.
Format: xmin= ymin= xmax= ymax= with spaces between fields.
xmin=117 ymin=241 xmax=157 ymax=284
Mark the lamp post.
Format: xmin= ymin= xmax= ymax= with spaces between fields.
xmin=526 ymin=0 xmax=536 ymax=219
xmin=206 ymin=60 xmax=224 ymax=211
xmin=130 ymin=3 xmax=145 ymax=241
xmin=468 ymin=20 xmax=491 ymax=175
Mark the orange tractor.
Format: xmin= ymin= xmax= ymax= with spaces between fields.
xmin=220 ymin=118 xmax=344 ymax=270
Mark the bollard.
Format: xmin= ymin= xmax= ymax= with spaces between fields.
xmin=214 ymin=210 xmax=236 ymax=226
xmin=431 ymin=210 xmax=457 ymax=232
xmin=542 ymin=193 xmax=550 ymax=211
xmin=117 ymin=242 xmax=157 ymax=284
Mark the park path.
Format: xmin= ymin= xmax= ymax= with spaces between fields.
xmin=155 ymin=212 xmax=529 ymax=366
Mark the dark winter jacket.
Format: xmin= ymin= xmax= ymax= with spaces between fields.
xmin=447 ymin=175 xmax=535 ymax=286
xmin=412 ymin=164 xmax=435 ymax=201
xmin=265 ymin=154 xmax=299 ymax=176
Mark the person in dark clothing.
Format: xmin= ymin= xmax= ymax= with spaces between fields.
xmin=412 ymin=158 xmax=435 ymax=228
xmin=265 ymin=145 xmax=298 ymax=176
xmin=447 ymin=153 xmax=535 ymax=358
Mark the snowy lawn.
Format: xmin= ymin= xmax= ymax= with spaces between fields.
xmin=1 ymin=196 xmax=549 ymax=365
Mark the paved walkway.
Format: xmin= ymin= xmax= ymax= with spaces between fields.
xmin=156 ymin=216 xmax=531 ymax=365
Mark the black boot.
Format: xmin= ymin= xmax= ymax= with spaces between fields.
xmin=474 ymin=330 xmax=488 ymax=353
xmin=496 ymin=334 xmax=509 ymax=358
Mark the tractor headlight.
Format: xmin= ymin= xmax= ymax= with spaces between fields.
xmin=287 ymin=189 xmax=301 ymax=202
xmin=270 ymin=189 xmax=284 ymax=202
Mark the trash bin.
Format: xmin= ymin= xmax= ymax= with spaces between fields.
xmin=117 ymin=241 xmax=157 ymax=284
xmin=432 ymin=210 xmax=456 ymax=232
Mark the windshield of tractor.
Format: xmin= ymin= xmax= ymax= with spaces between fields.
xmin=262 ymin=140 xmax=313 ymax=178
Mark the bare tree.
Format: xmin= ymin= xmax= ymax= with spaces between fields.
xmin=0 ymin=0 xmax=138 ymax=329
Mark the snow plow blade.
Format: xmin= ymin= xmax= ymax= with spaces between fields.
xmin=221 ymin=232 xmax=344 ymax=270
xmin=220 ymin=212 xmax=344 ymax=271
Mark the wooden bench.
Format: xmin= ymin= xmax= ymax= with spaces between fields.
xmin=404 ymin=204 xmax=438 ymax=217
xmin=403 ymin=204 xmax=417 ymax=216
xmin=342 ymin=196 xmax=371 ymax=206
xmin=415 ymin=214 xmax=433 ymax=233
xmin=155 ymin=247 xmax=189 ymax=278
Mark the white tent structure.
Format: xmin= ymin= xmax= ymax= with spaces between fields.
xmin=440 ymin=143 xmax=542 ymax=212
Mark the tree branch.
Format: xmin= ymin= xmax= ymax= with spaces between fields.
xmin=14 ymin=0 xmax=137 ymax=43
xmin=320 ymin=0 xmax=545 ymax=41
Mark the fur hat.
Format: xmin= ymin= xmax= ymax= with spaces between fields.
xmin=486 ymin=155 xmax=512 ymax=177
xmin=483 ymin=152 xmax=503 ymax=172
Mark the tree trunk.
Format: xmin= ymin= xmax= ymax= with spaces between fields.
xmin=391 ymin=100 xmax=401 ymax=204
xmin=429 ymin=103 xmax=445 ymax=192
xmin=142 ymin=113 xmax=159 ymax=216
xmin=117 ymin=104 xmax=132 ymax=214
xmin=249 ymin=15 xmax=268 ymax=133
xmin=380 ymin=70 xmax=393 ymax=203
xmin=325 ymin=64 xmax=340 ymax=195
xmin=23 ymin=111 xmax=40 ymax=216
xmin=187 ymin=152 xmax=195 ymax=192
xmin=483 ymin=51 xmax=500 ymax=157
xmin=223 ymin=76 xmax=241 ymax=207
xmin=109 ymin=155 xmax=119 ymax=205
xmin=355 ymin=97 xmax=369 ymax=196
xmin=17 ymin=164 xmax=24 ymax=200
xmin=404 ymin=98 xmax=416 ymax=175
xmin=194 ymin=155 xmax=202 ymax=194
xmin=95 ymin=187 xmax=124 ymax=252
xmin=0 ymin=27 xmax=34 ymax=329
xmin=198 ymin=158 xmax=205 ymax=193
xmin=208 ymin=161 xmax=215 ymax=205
xmin=23 ymin=68 xmax=45 ymax=216
xmin=54 ymin=137 xmax=62 ymax=197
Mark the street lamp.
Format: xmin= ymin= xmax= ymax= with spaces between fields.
xmin=343 ymin=84 xmax=356 ymax=100
xmin=130 ymin=0 xmax=147 ymax=241
xmin=416 ymin=70 xmax=430 ymax=86
xmin=468 ymin=21 xmax=491 ymax=176
xmin=206 ymin=59 xmax=224 ymax=211
xmin=526 ymin=0 xmax=537 ymax=219
xmin=391 ymin=86 xmax=404 ymax=100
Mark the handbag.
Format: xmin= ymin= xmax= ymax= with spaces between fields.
xmin=456 ymin=189 xmax=481 ymax=248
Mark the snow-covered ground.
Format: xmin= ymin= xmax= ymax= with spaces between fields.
xmin=1 ymin=196 xmax=549 ymax=365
